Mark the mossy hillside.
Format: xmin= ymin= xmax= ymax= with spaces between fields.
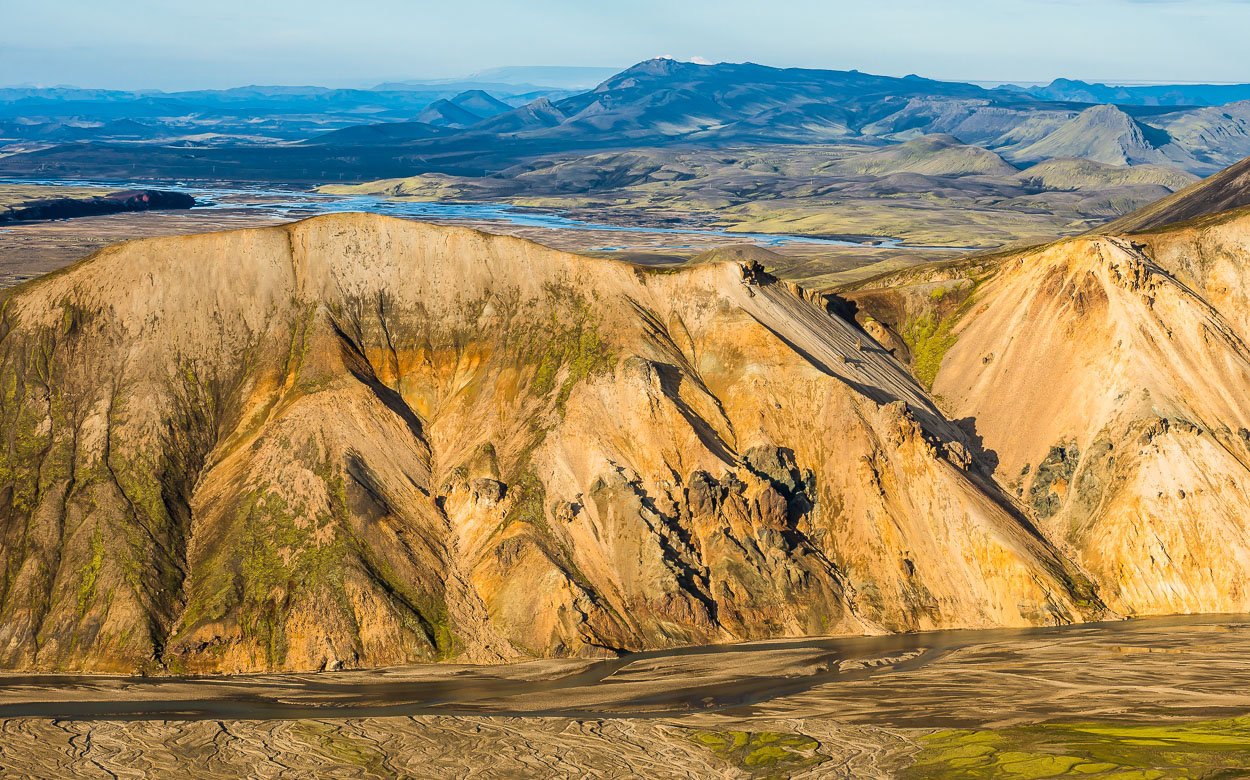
xmin=329 ymin=284 xmax=614 ymax=478
xmin=174 ymin=437 xmax=452 ymax=668
xmin=73 ymin=525 xmax=105 ymax=618
xmin=904 ymin=716 xmax=1250 ymax=779
xmin=327 ymin=283 xmax=620 ymax=639
xmin=0 ymin=288 xmax=421 ymax=671
xmin=0 ymin=294 xmax=265 ymax=662
xmin=898 ymin=271 xmax=993 ymax=391
xmin=0 ymin=307 xmax=139 ymax=659
xmin=431 ymin=282 xmax=617 ymax=422
xmin=839 ymin=251 xmax=1014 ymax=392
xmin=37 ymin=272 xmax=620 ymax=670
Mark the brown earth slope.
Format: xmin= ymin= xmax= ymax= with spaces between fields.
xmin=844 ymin=208 xmax=1250 ymax=617
xmin=1102 ymin=154 xmax=1250 ymax=233
xmin=0 ymin=213 xmax=1101 ymax=673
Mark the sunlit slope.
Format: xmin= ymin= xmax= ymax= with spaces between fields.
xmin=844 ymin=208 xmax=1250 ymax=617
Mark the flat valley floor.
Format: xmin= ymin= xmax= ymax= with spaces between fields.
xmin=3 ymin=616 xmax=1250 ymax=778
xmin=0 ymin=204 xmax=957 ymax=291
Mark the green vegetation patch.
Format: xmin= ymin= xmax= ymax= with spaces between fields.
xmin=74 ymin=525 xmax=106 ymax=618
xmin=903 ymin=716 xmax=1250 ymax=779
xmin=520 ymin=283 xmax=615 ymax=415
xmin=685 ymin=729 xmax=828 ymax=778
xmin=903 ymin=311 xmax=960 ymax=391
xmin=898 ymin=275 xmax=989 ymax=391
xmin=291 ymin=721 xmax=387 ymax=773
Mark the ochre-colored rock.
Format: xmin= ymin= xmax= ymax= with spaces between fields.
xmin=847 ymin=208 xmax=1250 ymax=621
xmin=0 ymin=214 xmax=1102 ymax=673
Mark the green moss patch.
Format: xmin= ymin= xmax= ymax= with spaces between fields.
xmin=897 ymin=275 xmax=989 ymax=391
xmin=517 ymin=283 xmax=615 ymax=415
xmin=685 ymin=728 xmax=827 ymax=778
xmin=904 ymin=716 xmax=1250 ymax=778
xmin=902 ymin=312 xmax=960 ymax=391
xmin=291 ymin=721 xmax=387 ymax=772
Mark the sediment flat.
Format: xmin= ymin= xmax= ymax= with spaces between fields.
xmin=3 ymin=616 xmax=1250 ymax=778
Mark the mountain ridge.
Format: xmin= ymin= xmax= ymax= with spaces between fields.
xmin=0 ymin=213 xmax=1103 ymax=673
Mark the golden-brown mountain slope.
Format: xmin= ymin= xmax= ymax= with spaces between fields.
xmin=844 ymin=210 xmax=1250 ymax=617
xmin=0 ymin=213 xmax=1100 ymax=673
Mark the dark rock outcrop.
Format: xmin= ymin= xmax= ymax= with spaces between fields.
xmin=0 ymin=190 xmax=195 ymax=224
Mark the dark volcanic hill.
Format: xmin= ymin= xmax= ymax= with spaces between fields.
xmin=545 ymin=59 xmax=997 ymax=141
xmin=0 ymin=190 xmax=195 ymax=224
xmin=414 ymin=99 xmax=485 ymax=128
xmin=304 ymin=59 xmax=1028 ymax=150
xmin=447 ymin=90 xmax=511 ymax=119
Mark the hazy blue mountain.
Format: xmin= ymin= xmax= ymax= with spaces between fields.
xmin=448 ymin=90 xmax=512 ymax=118
xmin=414 ymin=99 xmax=486 ymax=127
xmin=5 ymin=59 xmax=1250 ymax=181
xmin=1008 ymin=78 xmax=1250 ymax=107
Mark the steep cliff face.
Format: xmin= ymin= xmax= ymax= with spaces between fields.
xmin=845 ymin=210 xmax=1250 ymax=618
xmin=0 ymin=214 xmax=1099 ymax=673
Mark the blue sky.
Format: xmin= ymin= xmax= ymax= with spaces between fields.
xmin=2 ymin=0 xmax=1248 ymax=90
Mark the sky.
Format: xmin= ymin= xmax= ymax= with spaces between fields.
xmin=2 ymin=0 xmax=1249 ymax=90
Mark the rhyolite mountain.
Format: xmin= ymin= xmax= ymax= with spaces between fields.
xmin=9 ymin=166 xmax=1250 ymax=674
xmin=0 ymin=212 xmax=1109 ymax=673
xmin=842 ymin=179 xmax=1250 ymax=617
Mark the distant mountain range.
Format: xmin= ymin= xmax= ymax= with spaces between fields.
xmin=0 ymin=81 xmax=573 ymax=146
xmin=3 ymin=59 xmax=1250 ymax=181
xmin=300 ymin=60 xmax=1250 ymax=174
xmin=1006 ymin=78 xmax=1250 ymax=107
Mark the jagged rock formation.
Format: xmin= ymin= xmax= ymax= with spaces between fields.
xmin=844 ymin=206 xmax=1250 ymax=617
xmin=0 ymin=213 xmax=1100 ymax=673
